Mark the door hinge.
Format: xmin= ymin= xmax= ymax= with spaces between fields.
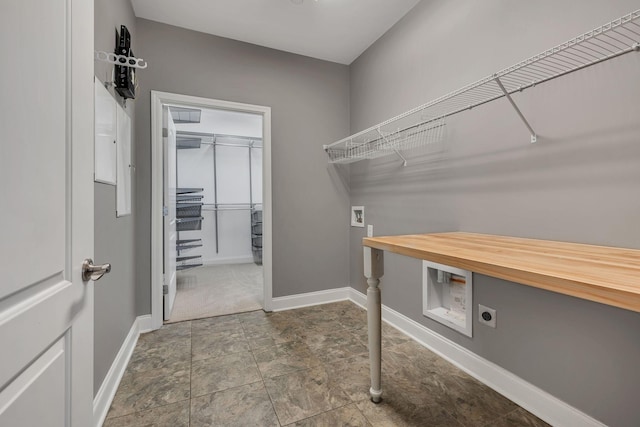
xmin=163 ymin=284 xmax=168 ymax=295
xmin=163 ymin=206 xmax=168 ymax=216
xmin=162 ymin=127 xmax=168 ymax=138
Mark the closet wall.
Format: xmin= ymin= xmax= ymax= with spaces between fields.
xmin=348 ymin=1 xmax=640 ymax=426
xmin=175 ymin=109 xmax=262 ymax=265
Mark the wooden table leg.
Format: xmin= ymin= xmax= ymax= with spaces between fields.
xmin=364 ymin=247 xmax=384 ymax=403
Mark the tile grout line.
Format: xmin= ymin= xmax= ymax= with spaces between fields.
xmin=189 ymin=379 xmax=264 ymax=401
xmin=274 ymin=349 xmax=374 ymax=426
xmin=247 ymin=321 xmax=284 ymax=427
xmin=104 ymin=398 xmax=193 ymax=424
xmin=279 ymin=402 xmax=355 ymax=427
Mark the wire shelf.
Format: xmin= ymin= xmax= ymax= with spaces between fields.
xmin=177 ymin=263 xmax=203 ymax=271
xmin=176 ymin=137 xmax=201 ymax=149
xmin=324 ymin=10 xmax=640 ymax=164
xmin=177 ymin=255 xmax=201 ymax=263
xmin=201 ymin=203 xmax=262 ymax=212
xmin=325 ymin=118 xmax=446 ymax=164
xmin=176 ymin=243 xmax=202 ymax=252
xmin=176 ymin=217 xmax=203 ymax=231
xmin=176 ymin=188 xmax=204 ymax=195
xmin=177 ymin=194 xmax=204 ymax=203
xmin=252 ymin=223 xmax=262 ymax=235
xmin=176 ymin=203 xmax=203 ymax=218
xmin=252 ymin=247 xmax=263 ymax=265
xmin=176 ymin=239 xmax=202 ymax=254
xmin=177 ymin=239 xmax=201 ymax=245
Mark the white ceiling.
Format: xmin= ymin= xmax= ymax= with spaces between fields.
xmin=131 ymin=0 xmax=421 ymax=65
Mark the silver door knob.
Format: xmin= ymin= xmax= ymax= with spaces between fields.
xmin=82 ymin=258 xmax=112 ymax=281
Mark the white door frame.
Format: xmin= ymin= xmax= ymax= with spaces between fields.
xmin=150 ymin=91 xmax=273 ymax=329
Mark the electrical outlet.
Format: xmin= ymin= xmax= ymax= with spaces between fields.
xmin=478 ymin=304 xmax=497 ymax=328
xmin=367 ymin=224 xmax=373 ymax=237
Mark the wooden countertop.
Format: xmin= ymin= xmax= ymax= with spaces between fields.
xmin=363 ymin=232 xmax=640 ymax=313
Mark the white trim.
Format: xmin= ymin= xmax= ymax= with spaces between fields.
xmin=93 ymin=315 xmax=150 ymax=427
xmin=136 ymin=314 xmax=154 ymax=334
xmin=348 ymin=289 xmax=606 ymax=427
xmin=271 ymin=287 xmax=351 ymax=312
xmin=151 ymin=91 xmax=273 ymax=329
xmin=261 ymin=108 xmax=273 ymax=312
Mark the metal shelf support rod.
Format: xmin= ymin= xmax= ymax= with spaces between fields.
xmin=376 ymin=128 xmax=408 ymax=166
xmin=187 ymin=140 xmax=263 ymax=149
xmin=213 ymin=141 xmax=219 ymax=254
xmin=176 ymin=130 xmax=262 ymax=142
xmin=494 ymin=76 xmax=537 ymax=143
xmin=203 ymin=207 xmax=254 ymax=211
xmin=249 ymin=145 xmax=253 ymax=211
xmin=202 ymin=202 xmax=257 ymax=206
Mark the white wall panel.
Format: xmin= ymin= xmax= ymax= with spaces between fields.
xmin=116 ymin=104 xmax=132 ymax=216
xmin=94 ymin=81 xmax=117 ymax=185
xmin=217 ymin=145 xmax=251 ymax=205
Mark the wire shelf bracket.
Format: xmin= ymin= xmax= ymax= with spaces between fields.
xmin=376 ymin=127 xmax=408 ymax=166
xmin=494 ymin=76 xmax=537 ymax=143
xmin=325 ymin=9 xmax=640 ymax=164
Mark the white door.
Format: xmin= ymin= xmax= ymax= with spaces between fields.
xmin=0 ymin=0 xmax=95 ymax=426
xmin=163 ymin=107 xmax=178 ymax=320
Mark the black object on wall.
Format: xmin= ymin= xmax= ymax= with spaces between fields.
xmin=114 ymin=25 xmax=136 ymax=99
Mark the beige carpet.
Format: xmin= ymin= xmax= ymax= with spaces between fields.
xmin=166 ymin=263 xmax=263 ymax=323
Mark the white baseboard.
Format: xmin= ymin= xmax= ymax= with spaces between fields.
xmin=348 ymin=289 xmax=605 ymax=427
xmin=271 ymin=287 xmax=350 ymax=311
xmin=93 ymin=315 xmax=151 ymax=427
xmin=136 ymin=314 xmax=153 ymax=334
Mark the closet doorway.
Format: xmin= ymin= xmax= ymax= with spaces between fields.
xmin=150 ymin=92 xmax=272 ymax=329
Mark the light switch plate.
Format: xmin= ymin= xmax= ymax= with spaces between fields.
xmin=367 ymin=224 xmax=373 ymax=237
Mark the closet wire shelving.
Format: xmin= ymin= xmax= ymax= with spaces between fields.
xmin=324 ymin=10 xmax=640 ymax=165
xmin=175 ymin=130 xmax=263 ymax=261
xmin=176 ymin=187 xmax=204 ymax=270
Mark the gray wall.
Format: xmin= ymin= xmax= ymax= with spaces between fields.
xmin=94 ymin=0 xmax=137 ymax=397
xmin=349 ymin=1 xmax=640 ymax=426
xmin=134 ymin=19 xmax=350 ymax=313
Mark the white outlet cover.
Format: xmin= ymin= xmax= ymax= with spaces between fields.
xmin=367 ymin=224 xmax=373 ymax=237
xmin=478 ymin=304 xmax=497 ymax=328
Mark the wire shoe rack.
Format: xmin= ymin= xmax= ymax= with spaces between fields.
xmin=324 ymin=10 xmax=640 ymax=165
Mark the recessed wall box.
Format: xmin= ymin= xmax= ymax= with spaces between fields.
xmin=423 ymin=261 xmax=473 ymax=337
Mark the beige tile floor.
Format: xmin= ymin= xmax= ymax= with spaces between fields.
xmin=105 ymin=301 xmax=550 ymax=427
